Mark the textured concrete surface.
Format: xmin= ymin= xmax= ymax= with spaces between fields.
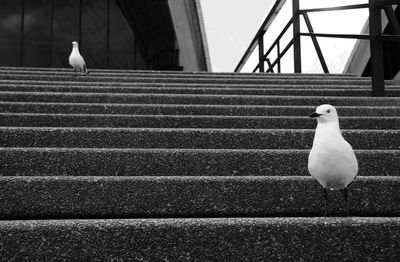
xmin=0 ymin=148 xmax=399 ymax=177
xmin=0 ymin=67 xmax=399 ymax=261
xmin=0 ymin=217 xmax=400 ymax=261
xmin=1 ymin=78 xmax=377 ymax=88
xmin=1 ymin=113 xmax=400 ymax=129
xmin=0 ymin=127 xmax=399 ymax=149
xmin=0 ymin=176 xmax=325 ymax=219
xmin=2 ymin=102 xmax=400 ymax=116
xmin=0 ymin=176 xmax=399 ymax=219
xmin=4 ymin=85 xmax=400 ymax=96
xmin=1 ymin=91 xmax=400 ymax=106
xmin=0 ymin=66 xmax=358 ymax=77
xmin=0 ymin=73 xmax=381 ymax=86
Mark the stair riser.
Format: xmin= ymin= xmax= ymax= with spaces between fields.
xmin=0 ymin=67 xmax=358 ymax=77
xmin=0 ymin=66 xmax=358 ymax=76
xmin=0 ymin=177 xmax=399 ymax=219
xmin=2 ymin=103 xmax=400 ymax=116
xmin=1 ymin=217 xmax=399 ymax=261
xmin=1 ymin=148 xmax=398 ymax=176
xmin=2 ymin=80 xmax=380 ymax=89
xmin=3 ymin=85 xmax=398 ymax=96
xmin=0 ymin=176 xmax=322 ymax=219
xmin=0 ymin=128 xmax=398 ymax=149
xmin=1 ymin=114 xmax=400 ymax=129
xmin=1 ymin=92 xmax=399 ymax=106
xmin=0 ymin=74 xmax=376 ymax=85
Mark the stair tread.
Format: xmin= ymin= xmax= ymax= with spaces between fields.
xmin=2 ymin=102 xmax=400 ymax=116
xmin=1 ymin=217 xmax=399 ymax=261
xmin=1 ymin=147 xmax=399 ymax=176
xmin=1 ymin=113 xmax=399 ymax=129
xmin=1 ymin=176 xmax=399 ymax=220
xmin=1 ymin=67 xmax=399 ymax=260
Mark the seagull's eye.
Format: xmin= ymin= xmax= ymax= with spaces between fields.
xmin=326 ymin=109 xmax=331 ymax=113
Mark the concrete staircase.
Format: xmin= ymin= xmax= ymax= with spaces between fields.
xmin=1 ymin=67 xmax=399 ymax=261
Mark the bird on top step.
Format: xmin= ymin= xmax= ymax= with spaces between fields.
xmin=308 ymin=104 xmax=358 ymax=215
xmin=69 ymin=41 xmax=89 ymax=76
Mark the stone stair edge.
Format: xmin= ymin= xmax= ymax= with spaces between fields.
xmin=2 ymin=112 xmax=400 ymax=119
xmin=1 ymin=217 xmax=399 ymax=261
xmin=0 ymin=75 xmax=380 ymax=87
xmin=2 ymin=101 xmax=399 ymax=110
xmin=0 ymin=66 xmax=358 ymax=76
xmin=1 ymin=113 xmax=399 ymax=130
xmin=1 ymin=147 xmax=398 ymax=176
xmin=2 ymin=92 xmax=400 ymax=107
xmin=3 ymin=91 xmax=399 ymax=99
xmin=0 ymin=127 xmax=399 ymax=150
xmin=0 ymin=176 xmax=399 ymax=220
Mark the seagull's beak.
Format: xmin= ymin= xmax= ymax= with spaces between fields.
xmin=310 ymin=112 xmax=322 ymax=118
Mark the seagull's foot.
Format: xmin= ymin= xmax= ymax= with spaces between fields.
xmin=344 ymin=187 xmax=349 ymax=217
xmin=324 ymin=188 xmax=328 ymax=216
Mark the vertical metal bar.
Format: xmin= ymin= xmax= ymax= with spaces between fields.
xmin=302 ymin=13 xmax=329 ymax=73
xmin=50 ymin=0 xmax=54 ymax=67
xmin=20 ymin=0 xmax=25 ymax=66
xmin=134 ymin=38 xmax=137 ymax=68
xmin=292 ymin=0 xmax=301 ymax=73
xmin=258 ymin=34 xmax=265 ymax=73
xmin=369 ymin=0 xmax=385 ymax=96
xmin=266 ymin=58 xmax=274 ymax=73
xmin=79 ymin=0 xmax=83 ymax=46
xmin=106 ymin=0 xmax=110 ymax=68
xmin=277 ymin=41 xmax=281 ymax=73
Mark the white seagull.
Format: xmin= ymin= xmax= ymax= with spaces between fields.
xmin=308 ymin=104 xmax=358 ymax=212
xmin=69 ymin=41 xmax=89 ymax=75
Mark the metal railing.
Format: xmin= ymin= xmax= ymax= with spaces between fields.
xmin=234 ymin=0 xmax=400 ymax=96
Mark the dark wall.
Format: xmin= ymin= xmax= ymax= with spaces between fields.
xmin=116 ymin=0 xmax=181 ymax=70
xmin=0 ymin=0 xmax=148 ymax=69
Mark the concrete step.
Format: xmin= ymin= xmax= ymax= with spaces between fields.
xmin=1 ymin=92 xmax=399 ymax=106
xmin=2 ymin=102 xmax=400 ymax=116
xmin=1 ymin=217 xmax=399 ymax=261
xmin=1 ymin=148 xmax=398 ymax=176
xmin=1 ymin=176 xmax=400 ymax=219
xmin=3 ymin=84 xmax=400 ymax=96
xmin=0 ymin=71 xmax=364 ymax=82
xmin=0 ymin=127 xmax=399 ymax=149
xmin=0 ymin=66 xmax=360 ymax=79
xmin=0 ymin=73 xmax=379 ymax=85
xmin=3 ymin=79 xmax=382 ymax=89
xmin=2 ymin=113 xmax=400 ymax=129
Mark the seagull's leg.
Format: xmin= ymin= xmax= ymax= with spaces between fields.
xmin=344 ymin=187 xmax=349 ymax=217
xmin=324 ymin=188 xmax=328 ymax=216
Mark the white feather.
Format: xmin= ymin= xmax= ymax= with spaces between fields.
xmin=308 ymin=104 xmax=358 ymax=190
xmin=69 ymin=41 xmax=88 ymax=75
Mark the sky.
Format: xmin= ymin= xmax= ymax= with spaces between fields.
xmin=199 ymin=0 xmax=369 ymax=73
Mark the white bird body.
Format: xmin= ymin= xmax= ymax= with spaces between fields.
xmin=308 ymin=104 xmax=358 ymax=190
xmin=69 ymin=41 xmax=88 ymax=75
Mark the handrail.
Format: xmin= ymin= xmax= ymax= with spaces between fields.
xmin=253 ymin=19 xmax=293 ymax=73
xmin=298 ymin=4 xmax=369 ymax=13
xmin=235 ymin=0 xmax=400 ymax=97
xmin=234 ymin=0 xmax=287 ymax=72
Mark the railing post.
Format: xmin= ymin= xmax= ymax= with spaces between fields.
xmin=258 ymin=34 xmax=265 ymax=73
xmin=292 ymin=0 xmax=301 ymax=73
xmin=369 ymin=0 xmax=385 ymax=96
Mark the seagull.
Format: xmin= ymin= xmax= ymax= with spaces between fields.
xmin=69 ymin=41 xmax=89 ymax=75
xmin=308 ymin=104 xmax=358 ymax=214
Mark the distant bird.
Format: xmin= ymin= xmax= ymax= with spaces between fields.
xmin=308 ymin=104 xmax=358 ymax=213
xmin=69 ymin=41 xmax=89 ymax=75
